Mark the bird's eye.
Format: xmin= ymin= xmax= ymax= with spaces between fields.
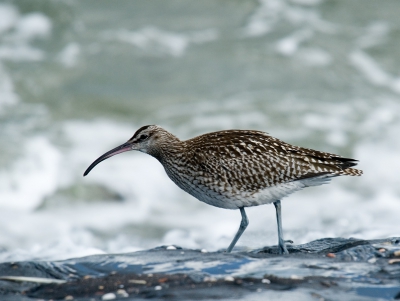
xmin=139 ymin=134 xmax=148 ymax=141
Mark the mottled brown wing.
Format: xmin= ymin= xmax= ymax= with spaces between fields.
xmin=187 ymin=130 xmax=361 ymax=191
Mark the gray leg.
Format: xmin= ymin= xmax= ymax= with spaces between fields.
xmin=226 ymin=207 xmax=249 ymax=253
xmin=273 ymin=200 xmax=289 ymax=254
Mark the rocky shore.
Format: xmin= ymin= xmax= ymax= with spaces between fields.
xmin=1 ymin=237 xmax=399 ymax=300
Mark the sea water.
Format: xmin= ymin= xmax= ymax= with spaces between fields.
xmin=0 ymin=0 xmax=399 ymax=262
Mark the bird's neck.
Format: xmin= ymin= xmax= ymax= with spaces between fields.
xmin=147 ymin=135 xmax=185 ymax=165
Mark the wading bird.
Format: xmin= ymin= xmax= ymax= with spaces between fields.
xmin=84 ymin=125 xmax=362 ymax=253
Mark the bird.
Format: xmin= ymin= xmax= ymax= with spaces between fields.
xmin=83 ymin=125 xmax=362 ymax=254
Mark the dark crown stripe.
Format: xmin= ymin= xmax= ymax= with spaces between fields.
xmin=129 ymin=125 xmax=153 ymax=141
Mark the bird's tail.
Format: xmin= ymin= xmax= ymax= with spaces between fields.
xmin=341 ymin=167 xmax=363 ymax=176
xmin=331 ymin=156 xmax=363 ymax=176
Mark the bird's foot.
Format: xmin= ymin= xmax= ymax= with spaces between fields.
xmin=285 ymin=239 xmax=294 ymax=244
xmin=278 ymin=239 xmax=289 ymax=254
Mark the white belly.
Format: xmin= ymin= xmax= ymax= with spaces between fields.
xmin=195 ymin=181 xmax=307 ymax=209
xmin=165 ymin=165 xmax=333 ymax=210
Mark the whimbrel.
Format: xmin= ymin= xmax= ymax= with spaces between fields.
xmin=84 ymin=125 xmax=362 ymax=253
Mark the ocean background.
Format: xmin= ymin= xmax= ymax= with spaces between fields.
xmin=0 ymin=0 xmax=399 ymax=262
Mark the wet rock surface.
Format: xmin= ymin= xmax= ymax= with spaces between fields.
xmin=0 ymin=237 xmax=399 ymax=300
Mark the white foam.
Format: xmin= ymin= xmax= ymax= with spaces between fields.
xmin=0 ymin=208 xmax=106 ymax=262
xmin=276 ymin=29 xmax=313 ymax=56
xmin=296 ymin=47 xmax=332 ymax=66
xmin=109 ymin=27 xmax=218 ymax=57
xmin=0 ymin=5 xmax=52 ymax=62
xmin=57 ymin=42 xmax=80 ymax=68
xmin=0 ymin=44 xmax=45 ymax=61
xmin=242 ymin=0 xmax=284 ymax=37
xmin=349 ymin=50 xmax=400 ymax=94
xmin=357 ymin=21 xmax=390 ymax=49
xmin=242 ymin=0 xmax=336 ymax=37
xmin=15 ymin=12 xmax=52 ymax=40
xmin=0 ymin=4 xmax=19 ymax=34
xmin=355 ymin=121 xmax=400 ymax=196
xmin=0 ymin=137 xmax=61 ymax=210
xmin=350 ymin=50 xmax=391 ymax=86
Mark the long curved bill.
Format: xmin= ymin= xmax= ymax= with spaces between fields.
xmin=83 ymin=142 xmax=132 ymax=176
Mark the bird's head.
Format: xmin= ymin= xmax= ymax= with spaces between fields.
xmin=83 ymin=125 xmax=175 ymax=176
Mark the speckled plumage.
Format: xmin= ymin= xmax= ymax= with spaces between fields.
xmin=130 ymin=126 xmax=362 ymax=209
xmin=84 ymin=125 xmax=362 ymax=253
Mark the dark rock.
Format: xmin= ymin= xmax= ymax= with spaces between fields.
xmin=0 ymin=237 xmax=399 ymax=300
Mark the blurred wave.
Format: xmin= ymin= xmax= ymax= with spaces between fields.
xmin=0 ymin=0 xmax=399 ymax=262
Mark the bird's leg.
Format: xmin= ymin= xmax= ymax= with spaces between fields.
xmin=273 ymin=200 xmax=289 ymax=254
xmin=226 ymin=207 xmax=249 ymax=253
